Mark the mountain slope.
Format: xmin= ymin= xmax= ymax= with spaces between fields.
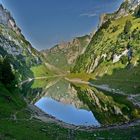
xmin=99 ymin=0 xmax=140 ymax=27
xmin=72 ymin=0 xmax=140 ymax=94
xmin=73 ymin=1 xmax=140 ymax=74
xmin=41 ymin=35 xmax=91 ymax=71
xmin=0 ymin=4 xmax=43 ymax=81
xmin=74 ymin=16 xmax=140 ymax=72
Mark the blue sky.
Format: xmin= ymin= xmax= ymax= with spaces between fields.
xmin=1 ymin=0 xmax=123 ymax=50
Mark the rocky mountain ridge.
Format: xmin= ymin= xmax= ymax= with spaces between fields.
xmin=0 ymin=4 xmax=21 ymax=35
xmin=42 ymin=35 xmax=91 ymax=70
xmin=99 ymin=0 xmax=140 ymax=27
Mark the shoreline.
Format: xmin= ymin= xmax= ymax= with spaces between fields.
xmin=28 ymin=104 xmax=140 ymax=132
xmin=23 ymin=77 xmax=140 ymax=131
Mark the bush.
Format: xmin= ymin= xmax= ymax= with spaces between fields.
xmin=124 ymin=20 xmax=132 ymax=34
xmin=100 ymin=19 xmax=111 ymax=30
xmin=0 ymin=57 xmax=15 ymax=86
xmin=134 ymin=5 xmax=140 ymax=17
xmin=0 ymin=59 xmax=2 ymax=81
xmin=121 ymin=56 xmax=128 ymax=65
xmin=112 ymin=26 xmax=119 ymax=33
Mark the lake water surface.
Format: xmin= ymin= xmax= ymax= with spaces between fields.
xmin=35 ymin=97 xmax=100 ymax=126
xmin=23 ymin=78 xmax=140 ymax=127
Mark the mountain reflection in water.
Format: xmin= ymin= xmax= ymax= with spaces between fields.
xmin=23 ymin=78 xmax=140 ymax=126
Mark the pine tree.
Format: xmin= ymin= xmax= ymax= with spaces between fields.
xmin=0 ymin=59 xmax=2 ymax=81
xmin=1 ymin=57 xmax=15 ymax=85
xmin=135 ymin=5 xmax=140 ymax=17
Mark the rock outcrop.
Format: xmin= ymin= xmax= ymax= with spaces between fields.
xmin=0 ymin=4 xmax=21 ymax=35
xmin=99 ymin=0 xmax=140 ymax=27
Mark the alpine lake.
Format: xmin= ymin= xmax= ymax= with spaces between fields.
xmin=22 ymin=78 xmax=140 ymax=127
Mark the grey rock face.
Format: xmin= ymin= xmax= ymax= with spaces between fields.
xmin=0 ymin=4 xmax=21 ymax=35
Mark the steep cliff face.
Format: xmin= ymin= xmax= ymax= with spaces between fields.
xmin=42 ymin=35 xmax=91 ymax=71
xmin=0 ymin=5 xmax=21 ymax=35
xmin=0 ymin=5 xmax=42 ymax=81
xmin=73 ymin=1 xmax=140 ymax=76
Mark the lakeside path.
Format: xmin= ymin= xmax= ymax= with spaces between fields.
xmin=19 ymin=74 xmax=66 ymax=86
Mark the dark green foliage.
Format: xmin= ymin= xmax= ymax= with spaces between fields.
xmin=0 ymin=57 xmax=15 ymax=86
xmin=73 ymin=85 xmax=140 ymax=125
xmin=131 ymin=28 xmax=140 ymax=40
xmin=0 ymin=59 xmax=2 ymax=81
xmin=73 ymin=23 xmax=105 ymax=73
xmin=124 ymin=20 xmax=132 ymax=34
xmin=87 ymin=29 xmax=103 ymax=51
xmin=119 ymin=0 xmax=129 ymax=11
xmin=120 ymin=56 xmax=128 ymax=65
xmin=112 ymin=25 xmax=119 ymax=33
xmin=100 ymin=19 xmax=111 ymax=30
xmin=134 ymin=5 xmax=140 ymax=17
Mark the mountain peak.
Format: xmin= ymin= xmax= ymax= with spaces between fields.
xmin=127 ymin=0 xmax=140 ymax=4
xmin=0 ymin=4 xmax=21 ymax=35
xmin=99 ymin=0 xmax=140 ymax=27
xmin=126 ymin=0 xmax=140 ymax=10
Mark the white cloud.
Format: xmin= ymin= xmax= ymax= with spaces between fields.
xmin=80 ymin=13 xmax=97 ymax=17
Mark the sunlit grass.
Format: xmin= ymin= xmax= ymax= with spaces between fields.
xmin=31 ymin=64 xmax=54 ymax=77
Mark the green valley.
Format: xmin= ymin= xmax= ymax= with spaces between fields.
xmin=0 ymin=0 xmax=140 ymax=139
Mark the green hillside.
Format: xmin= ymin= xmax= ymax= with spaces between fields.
xmin=0 ymin=1 xmax=140 ymax=139
xmin=72 ymin=6 xmax=140 ymax=94
xmin=73 ymin=15 xmax=140 ymax=73
xmin=0 ymin=23 xmax=43 ymax=81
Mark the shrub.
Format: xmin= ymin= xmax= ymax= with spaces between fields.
xmin=112 ymin=26 xmax=119 ymax=33
xmin=134 ymin=5 xmax=140 ymax=17
xmin=121 ymin=56 xmax=128 ymax=65
xmin=0 ymin=57 xmax=15 ymax=86
xmin=100 ymin=19 xmax=111 ymax=30
xmin=124 ymin=20 xmax=132 ymax=34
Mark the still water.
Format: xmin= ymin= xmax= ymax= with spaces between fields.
xmin=23 ymin=78 xmax=140 ymax=126
xmin=35 ymin=97 xmax=100 ymax=126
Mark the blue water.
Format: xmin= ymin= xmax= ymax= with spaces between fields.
xmin=35 ymin=97 xmax=100 ymax=126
